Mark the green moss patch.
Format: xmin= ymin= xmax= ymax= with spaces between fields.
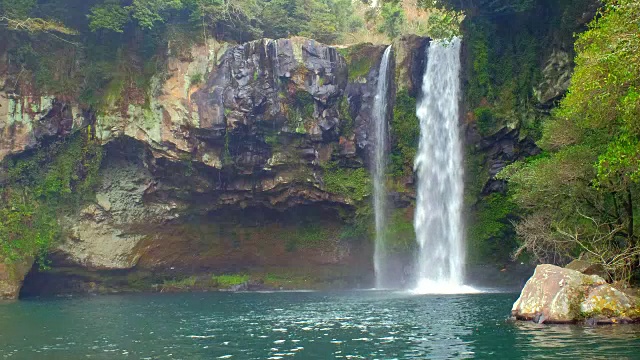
xmin=321 ymin=161 xmax=371 ymax=202
xmin=0 ymin=130 xmax=103 ymax=265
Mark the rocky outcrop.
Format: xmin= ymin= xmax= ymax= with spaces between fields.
xmin=0 ymin=258 xmax=33 ymax=300
xmin=393 ymin=35 xmax=429 ymax=97
xmin=512 ymin=264 xmax=640 ymax=324
xmin=534 ymin=49 xmax=572 ymax=107
xmin=0 ymin=95 xmax=85 ymax=162
xmin=466 ymin=127 xmax=540 ymax=195
xmin=2 ymin=36 xmax=423 ymax=296
xmin=54 ymin=139 xmax=179 ymax=270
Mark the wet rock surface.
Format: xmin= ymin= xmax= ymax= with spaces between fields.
xmin=512 ymin=264 xmax=640 ymax=324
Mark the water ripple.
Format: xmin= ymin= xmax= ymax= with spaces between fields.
xmin=0 ymin=291 xmax=638 ymax=359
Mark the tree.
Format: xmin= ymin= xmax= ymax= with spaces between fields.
xmin=378 ymin=1 xmax=405 ymax=38
xmin=186 ymin=0 xmax=263 ymax=40
xmin=0 ymin=0 xmax=77 ymax=35
xmin=89 ymin=0 xmax=184 ymax=32
xmin=87 ymin=2 xmax=131 ymax=32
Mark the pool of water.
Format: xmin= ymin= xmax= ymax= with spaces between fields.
xmin=1 ymin=291 xmax=639 ymax=359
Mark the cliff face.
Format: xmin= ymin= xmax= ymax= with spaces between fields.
xmin=0 ymin=1 xmax=596 ymax=298
xmin=0 ymin=36 xmax=428 ymax=298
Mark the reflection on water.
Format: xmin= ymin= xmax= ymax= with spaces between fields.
xmin=0 ymin=291 xmax=638 ymax=359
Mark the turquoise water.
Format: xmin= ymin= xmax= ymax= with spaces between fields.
xmin=1 ymin=291 xmax=639 ymax=359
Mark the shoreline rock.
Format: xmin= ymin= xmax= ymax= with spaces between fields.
xmin=511 ymin=264 xmax=640 ymax=324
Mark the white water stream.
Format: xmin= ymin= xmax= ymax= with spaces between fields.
xmin=373 ymin=46 xmax=393 ymax=289
xmin=412 ymin=38 xmax=478 ymax=294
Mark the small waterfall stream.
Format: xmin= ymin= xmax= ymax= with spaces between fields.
xmin=412 ymin=38 xmax=477 ymax=294
xmin=373 ymin=46 xmax=393 ymax=289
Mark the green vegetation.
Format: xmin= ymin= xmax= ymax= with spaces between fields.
xmin=378 ymin=1 xmax=405 ymax=39
xmin=339 ymin=44 xmax=377 ymax=82
xmin=293 ymin=91 xmax=315 ymax=120
xmin=321 ymin=161 xmax=371 ymax=202
xmin=0 ymin=0 xmax=365 ymax=113
xmin=500 ymin=0 xmax=640 ymax=282
xmin=384 ymin=209 xmax=416 ymax=253
xmin=211 ymin=274 xmax=249 ymax=287
xmin=283 ymin=224 xmax=333 ymax=252
xmin=372 ymin=0 xmax=464 ymax=40
xmin=283 ymin=90 xmax=315 ymax=134
xmin=339 ymin=204 xmax=374 ymax=243
xmin=0 ymin=0 xmax=77 ymax=34
xmin=159 ymin=274 xmax=247 ymax=291
xmin=390 ymin=90 xmax=419 ymax=177
xmin=473 ymin=107 xmax=495 ymax=137
xmin=467 ymin=193 xmax=517 ymax=264
xmin=263 ymin=271 xmax=312 ymax=289
xmin=0 ymin=130 xmax=103 ymax=265
xmin=161 ymin=276 xmax=197 ymax=290
xmin=189 ymin=73 xmax=203 ymax=86
xmin=458 ymin=0 xmax=599 ymax=265
xmin=86 ymin=0 xmax=363 ymax=43
xmin=338 ymin=96 xmax=354 ymax=136
xmin=464 ymin=16 xmax=542 ymax=135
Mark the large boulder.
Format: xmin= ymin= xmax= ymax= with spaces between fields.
xmin=512 ymin=264 xmax=640 ymax=324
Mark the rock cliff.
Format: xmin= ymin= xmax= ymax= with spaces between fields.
xmin=0 ymin=36 xmax=429 ymax=298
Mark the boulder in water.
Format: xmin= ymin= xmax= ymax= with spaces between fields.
xmin=511 ymin=264 xmax=640 ymax=324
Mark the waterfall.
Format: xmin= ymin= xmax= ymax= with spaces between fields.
xmin=373 ymin=46 xmax=393 ymax=289
xmin=412 ymin=38 xmax=477 ymax=294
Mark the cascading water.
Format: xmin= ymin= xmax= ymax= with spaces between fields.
xmin=373 ymin=46 xmax=393 ymax=289
xmin=412 ymin=38 xmax=477 ymax=294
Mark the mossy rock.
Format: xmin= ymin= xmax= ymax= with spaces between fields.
xmin=512 ymin=264 xmax=640 ymax=324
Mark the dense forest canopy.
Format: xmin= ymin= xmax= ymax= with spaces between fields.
xmin=0 ymin=0 xmax=466 ymax=43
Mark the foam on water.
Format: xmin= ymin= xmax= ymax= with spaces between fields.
xmin=411 ymin=279 xmax=480 ymax=295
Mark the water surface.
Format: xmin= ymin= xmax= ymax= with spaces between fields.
xmin=1 ymin=291 xmax=639 ymax=359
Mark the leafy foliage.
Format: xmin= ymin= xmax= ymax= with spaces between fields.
xmin=211 ymin=274 xmax=249 ymax=287
xmin=0 ymin=0 xmax=77 ymax=35
xmin=378 ymin=1 xmax=405 ymax=39
xmin=390 ymin=90 xmax=419 ymax=177
xmin=321 ymin=162 xmax=371 ymax=202
xmin=467 ymin=193 xmax=517 ymax=263
xmin=85 ymin=0 xmax=362 ymax=43
xmin=372 ymin=0 xmax=464 ymax=40
xmin=87 ymin=3 xmax=131 ymax=33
